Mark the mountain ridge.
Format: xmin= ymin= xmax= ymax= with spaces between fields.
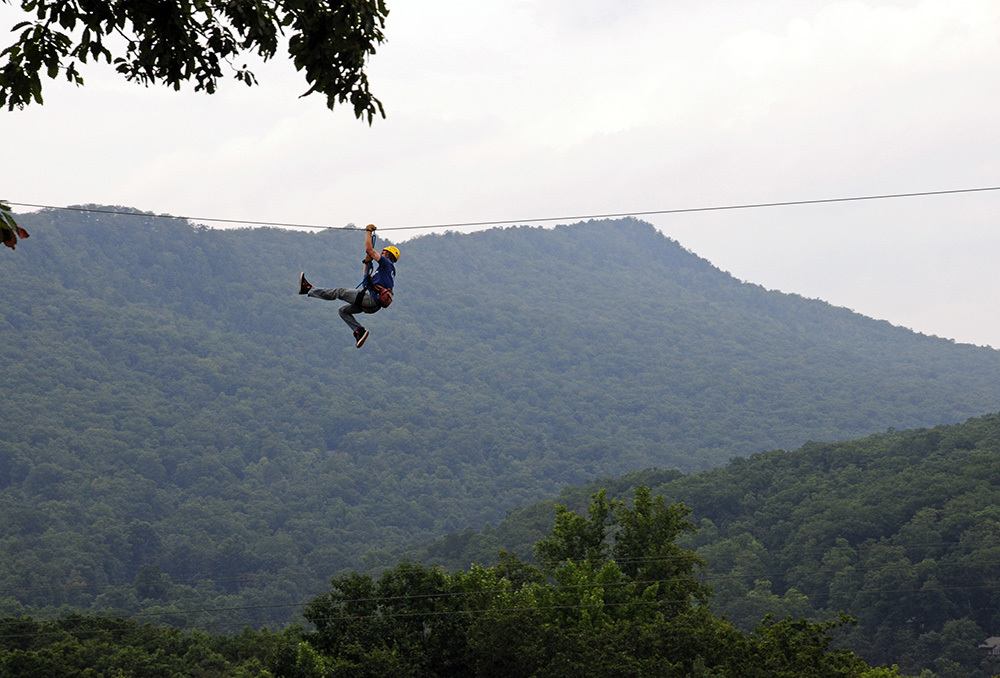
xmin=1 ymin=207 xmax=999 ymax=629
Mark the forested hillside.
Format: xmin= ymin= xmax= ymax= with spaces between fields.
xmin=1 ymin=489 xmax=902 ymax=677
xmin=413 ymin=414 xmax=1000 ymax=677
xmin=2 ymin=207 xmax=1000 ymax=630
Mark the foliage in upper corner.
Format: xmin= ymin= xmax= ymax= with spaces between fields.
xmin=0 ymin=201 xmax=28 ymax=249
xmin=0 ymin=0 xmax=388 ymax=121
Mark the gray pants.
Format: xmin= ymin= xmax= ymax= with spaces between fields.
xmin=308 ymin=287 xmax=378 ymax=332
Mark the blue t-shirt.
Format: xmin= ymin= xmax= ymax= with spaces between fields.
xmin=370 ymin=256 xmax=395 ymax=290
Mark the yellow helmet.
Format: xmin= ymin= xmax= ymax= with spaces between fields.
xmin=383 ymin=246 xmax=400 ymax=262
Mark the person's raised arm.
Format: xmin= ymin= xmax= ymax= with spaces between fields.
xmin=364 ymin=224 xmax=381 ymax=262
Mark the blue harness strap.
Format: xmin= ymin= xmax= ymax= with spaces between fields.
xmin=356 ymin=232 xmax=377 ymax=292
xmin=353 ymin=232 xmax=380 ymax=311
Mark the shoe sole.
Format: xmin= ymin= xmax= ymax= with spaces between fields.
xmin=298 ymin=272 xmax=309 ymax=294
xmin=355 ymin=330 xmax=369 ymax=348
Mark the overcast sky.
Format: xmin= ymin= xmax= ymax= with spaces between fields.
xmin=4 ymin=0 xmax=1000 ymax=347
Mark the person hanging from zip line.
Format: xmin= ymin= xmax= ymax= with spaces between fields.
xmin=298 ymin=224 xmax=399 ymax=348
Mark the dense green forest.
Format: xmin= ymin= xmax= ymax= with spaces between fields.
xmin=2 ymin=207 xmax=1000 ymax=638
xmin=411 ymin=414 xmax=1000 ymax=677
xmin=1 ymin=487 xmax=903 ymax=677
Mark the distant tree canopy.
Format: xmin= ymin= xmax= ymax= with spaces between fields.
xmin=0 ymin=0 xmax=388 ymax=120
xmin=0 ymin=488 xmax=900 ymax=677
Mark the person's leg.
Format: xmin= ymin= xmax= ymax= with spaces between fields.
xmin=307 ymin=287 xmax=365 ymax=331
xmin=346 ymin=292 xmax=379 ymax=339
xmin=306 ymin=286 xmax=377 ymax=347
xmin=307 ymin=286 xmax=357 ymax=303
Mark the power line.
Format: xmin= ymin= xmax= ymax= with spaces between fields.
xmin=1 ymin=534 xmax=996 ymax=636
xmin=0 ymin=538 xmax=986 ymax=598
xmin=7 ymin=184 xmax=1000 ymax=233
xmin=3 ymin=578 xmax=1000 ymax=642
xmin=1 ymin=540 xmax=995 ymax=634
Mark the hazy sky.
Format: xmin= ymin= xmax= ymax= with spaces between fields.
xmin=4 ymin=0 xmax=1000 ymax=346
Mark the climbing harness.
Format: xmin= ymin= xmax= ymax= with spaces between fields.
xmin=355 ymin=232 xmax=394 ymax=309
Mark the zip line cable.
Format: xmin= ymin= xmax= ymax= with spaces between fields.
xmin=8 ymin=184 xmax=1000 ymax=233
xmin=384 ymin=185 xmax=1000 ymax=232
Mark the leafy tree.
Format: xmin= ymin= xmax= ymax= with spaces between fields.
xmin=305 ymin=562 xmax=477 ymax=677
xmin=748 ymin=615 xmax=872 ymax=678
xmin=300 ymin=487 xmax=898 ymax=677
xmin=534 ymin=488 xmax=611 ymax=571
xmin=0 ymin=614 xmax=305 ymax=676
xmin=610 ymin=486 xmax=708 ymax=605
xmin=0 ymin=0 xmax=388 ymax=119
xmin=0 ymin=200 xmax=27 ymax=249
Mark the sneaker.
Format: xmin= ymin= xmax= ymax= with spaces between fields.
xmin=298 ymin=272 xmax=312 ymax=295
xmin=353 ymin=327 xmax=370 ymax=348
